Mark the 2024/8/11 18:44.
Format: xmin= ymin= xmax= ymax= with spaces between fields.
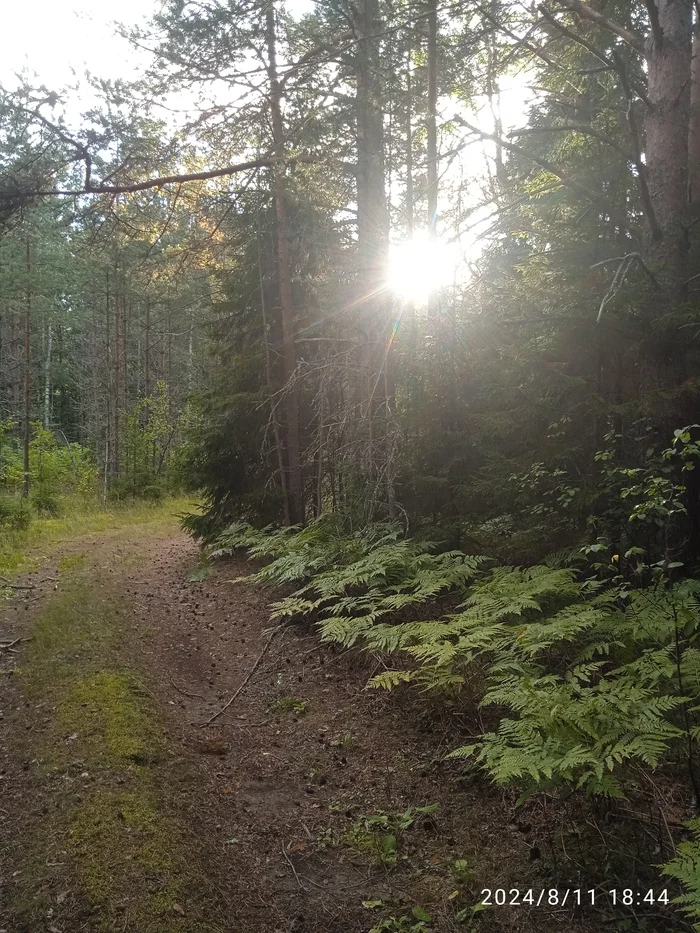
xmin=480 ymin=888 xmax=670 ymax=908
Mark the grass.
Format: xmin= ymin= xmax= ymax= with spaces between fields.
xmin=4 ymin=516 xmax=228 ymax=933
xmin=0 ymin=494 xmax=195 ymax=576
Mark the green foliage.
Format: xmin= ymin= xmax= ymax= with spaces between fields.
xmin=216 ymin=479 xmax=700 ymax=805
xmin=368 ymin=907 xmax=434 ymax=933
xmin=662 ymin=821 xmax=700 ymax=923
xmin=113 ymin=383 xmax=184 ymax=502
xmin=0 ymin=497 xmax=31 ymax=530
xmin=344 ymin=804 xmax=439 ymax=868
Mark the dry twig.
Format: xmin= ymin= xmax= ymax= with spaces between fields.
xmin=201 ymin=627 xmax=279 ymax=727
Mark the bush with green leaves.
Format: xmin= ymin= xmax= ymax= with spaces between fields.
xmin=0 ymin=422 xmax=98 ymax=518
xmin=114 ymin=382 xmax=184 ymax=502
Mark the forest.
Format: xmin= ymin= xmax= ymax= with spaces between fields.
xmin=3 ymin=1 xmax=700 ymax=931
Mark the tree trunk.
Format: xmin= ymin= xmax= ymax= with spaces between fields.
xmin=426 ymin=0 xmax=438 ymax=238
xmin=44 ymin=321 xmax=52 ymax=430
xmin=689 ymin=5 xmax=700 ymax=200
xmin=645 ymin=0 xmax=693 ymax=305
xmin=145 ymin=297 xmax=151 ymax=423
xmin=114 ymin=281 xmax=121 ymax=477
xmin=356 ymin=0 xmax=390 ymax=286
xmin=406 ymin=51 xmax=414 ymax=238
xmin=266 ymin=0 xmax=304 ymax=525
xmin=22 ymin=240 xmax=31 ymax=499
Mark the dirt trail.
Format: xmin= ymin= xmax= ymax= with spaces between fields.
xmin=0 ymin=520 xmax=601 ymax=933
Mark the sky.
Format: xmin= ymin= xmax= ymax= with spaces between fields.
xmin=4 ymin=0 xmax=149 ymax=91
xmin=4 ymin=0 xmax=532 ymax=270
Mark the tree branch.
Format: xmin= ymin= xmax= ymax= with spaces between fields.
xmin=540 ymin=6 xmax=651 ymax=107
xmin=0 ymin=154 xmax=314 ymax=202
xmin=613 ymin=49 xmax=661 ymax=239
xmin=453 ymin=116 xmax=600 ymax=200
xmin=555 ymin=0 xmax=646 ymax=55
xmin=644 ymin=0 xmax=663 ymax=49
xmin=509 ymin=124 xmax=635 ymax=162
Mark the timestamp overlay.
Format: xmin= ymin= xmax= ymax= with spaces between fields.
xmin=480 ymin=888 xmax=671 ymax=909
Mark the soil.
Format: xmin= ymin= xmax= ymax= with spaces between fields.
xmin=0 ymin=519 xmax=686 ymax=933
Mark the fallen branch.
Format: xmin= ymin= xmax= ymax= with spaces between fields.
xmin=0 ymin=636 xmax=30 ymax=650
xmin=201 ymin=627 xmax=279 ymax=727
xmin=0 ymin=576 xmax=35 ymax=590
xmin=281 ymin=841 xmax=309 ymax=892
xmin=169 ymin=677 xmax=207 ymax=701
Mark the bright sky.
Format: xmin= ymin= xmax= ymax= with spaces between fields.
xmin=4 ymin=0 xmax=531 ymax=279
xmin=4 ymin=0 xmax=149 ymax=91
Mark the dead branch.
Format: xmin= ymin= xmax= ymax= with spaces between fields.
xmin=0 ymin=155 xmax=314 ymax=202
xmin=593 ymin=252 xmax=659 ymax=322
xmin=169 ymin=677 xmax=207 ymax=701
xmin=281 ymin=842 xmax=309 ymax=892
xmin=0 ymin=577 xmax=35 ymax=590
xmin=452 ymin=115 xmax=599 ymax=201
xmin=555 ymin=0 xmax=646 ymax=55
xmin=201 ymin=626 xmax=279 ymax=727
xmin=0 ymin=637 xmax=30 ymax=650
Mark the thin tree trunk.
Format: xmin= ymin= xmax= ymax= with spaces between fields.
xmin=145 ymin=297 xmax=151 ymax=422
xmin=105 ymin=273 xmax=112 ymax=486
xmin=257 ymin=212 xmax=290 ymax=524
xmin=22 ymin=240 xmax=31 ymax=499
xmin=44 ymin=321 xmax=52 ymax=430
xmin=426 ymin=0 xmax=438 ymax=238
xmin=689 ymin=6 xmax=700 ymax=200
xmin=406 ymin=52 xmax=414 ymax=238
xmin=266 ymin=0 xmax=304 ymax=525
xmin=114 ymin=280 xmax=121 ymax=477
xmin=355 ymin=0 xmax=390 ymax=501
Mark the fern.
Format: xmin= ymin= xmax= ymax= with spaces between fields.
xmin=212 ymin=517 xmax=700 ymax=811
xmin=662 ymin=820 xmax=700 ymax=922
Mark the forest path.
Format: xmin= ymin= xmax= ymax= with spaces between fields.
xmin=0 ymin=515 xmax=593 ymax=933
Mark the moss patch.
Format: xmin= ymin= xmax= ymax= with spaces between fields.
xmin=58 ymin=552 xmax=88 ymax=572
xmin=57 ymin=670 xmax=160 ymax=765
xmin=68 ymin=788 xmax=212 ymax=932
xmin=5 ymin=550 xmax=229 ymax=933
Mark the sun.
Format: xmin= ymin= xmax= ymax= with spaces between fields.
xmin=387 ymin=231 xmax=458 ymax=303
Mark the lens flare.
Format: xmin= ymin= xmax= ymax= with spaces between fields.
xmin=387 ymin=232 xmax=457 ymax=303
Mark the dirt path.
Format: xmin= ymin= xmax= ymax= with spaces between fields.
xmin=0 ymin=519 xmax=619 ymax=933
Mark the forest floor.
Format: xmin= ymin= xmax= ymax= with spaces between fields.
xmin=0 ymin=509 xmax=675 ymax=933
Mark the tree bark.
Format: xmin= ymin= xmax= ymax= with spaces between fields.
xmin=690 ymin=5 xmax=700 ymax=200
xmin=266 ymin=0 xmax=304 ymax=525
xmin=114 ymin=277 xmax=121 ymax=477
xmin=426 ymin=0 xmax=438 ymax=238
xmin=145 ymin=297 xmax=151 ymax=422
xmin=22 ymin=239 xmax=31 ymax=499
xmin=356 ymin=0 xmax=390 ymax=286
xmin=645 ymin=0 xmax=693 ymax=305
xmin=44 ymin=320 xmax=52 ymax=430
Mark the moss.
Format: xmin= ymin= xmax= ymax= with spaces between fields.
xmin=5 ymin=546 xmax=229 ymax=933
xmin=70 ymin=789 xmax=184 ymax=922
xmin=57 ymin=669 xmax=161 ymax=764
xmin=58 ymin=552 xmax=87 ymax=572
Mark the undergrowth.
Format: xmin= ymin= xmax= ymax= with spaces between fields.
xmin=210 ymin=514 xmax=700 ymax=925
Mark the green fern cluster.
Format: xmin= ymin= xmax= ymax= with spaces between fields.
xmin=212 ymin=518 xmax=700 ymax=916
xmin=662 ymin=820 xmax=700 ymax=923
xmin=213 ymin=517 xmax=487 ymax=647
